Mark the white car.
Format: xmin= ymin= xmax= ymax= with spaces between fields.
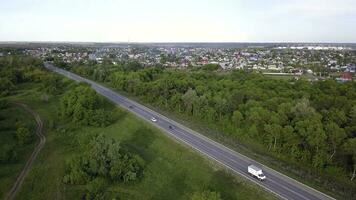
xmin=151 ymin=117 xmax=157 ymax=122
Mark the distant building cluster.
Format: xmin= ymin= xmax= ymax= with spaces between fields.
xmin=7 ymin=43 xmax=354 ymax=82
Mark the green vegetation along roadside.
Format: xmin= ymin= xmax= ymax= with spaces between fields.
xmin=1 ymin=55 xmax=277 ymax=199
xmin=61 ymin=60 xmax=356 ymax=199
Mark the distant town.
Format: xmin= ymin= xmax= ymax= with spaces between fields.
xmin=1 ymin=42 xmax=355 ymax=82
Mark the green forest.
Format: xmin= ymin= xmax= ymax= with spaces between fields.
xmin=0 ymin=55 xmax=278 ymax=199
xmin=62 ymin=60 xmax=356 ymax=198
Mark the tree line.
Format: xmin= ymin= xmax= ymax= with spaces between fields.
xmin=0 ymin=55 xmax=65 ymax=97
xmin=0 ymin=55 xmax=44 ymax=164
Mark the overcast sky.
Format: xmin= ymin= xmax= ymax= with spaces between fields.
xmin=0 ymin=0 xmax=355 ymax=43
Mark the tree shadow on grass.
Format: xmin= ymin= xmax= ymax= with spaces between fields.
xmin=121 ymin=127 xmax=156 ymax=165
xmin=150 ymin=171 xmax=189 ymax=200
xmin=207 ymin=170 xmax=240 ymax=200
xmin=111 ymin=108 xmax=128 ymax=124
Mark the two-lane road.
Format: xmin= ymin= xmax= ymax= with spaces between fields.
xmin=45 ymin=63 xmax=335 ymax=200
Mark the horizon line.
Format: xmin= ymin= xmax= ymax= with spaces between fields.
xmin=0 ymin=41 xmax=356 ymax=45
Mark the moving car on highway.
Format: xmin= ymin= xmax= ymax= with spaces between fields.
xmin=151 ymin=117 xmax=157 ymax=122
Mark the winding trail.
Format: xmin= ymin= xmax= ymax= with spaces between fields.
xmin=4 ymin=102 xmax=46 ymax=200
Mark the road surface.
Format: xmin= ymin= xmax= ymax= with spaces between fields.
xmin=45 ymin=63 xmax=335 ymax=200
xmin=5 ymin=103 xmax=45 ymax=200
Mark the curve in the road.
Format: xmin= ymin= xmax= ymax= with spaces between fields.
xmin=4 ymin=102 xmax=46 ymax=200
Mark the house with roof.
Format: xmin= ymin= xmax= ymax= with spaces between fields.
xmin=336 ymin=72 xmax=353 ymax=82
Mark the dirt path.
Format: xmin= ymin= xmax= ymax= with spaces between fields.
xmin=4 ymin=102 xmax=46 ymax=200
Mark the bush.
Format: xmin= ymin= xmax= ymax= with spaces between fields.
xmin=0 ymin=99 xmax=9 ymax=109
xmin=0 ymin=144 xmax=17 ymax=163
xmin=84 ymin=178 xmax=107 ymax=200
xmin=59 ymin=85 xmax=114 ymax=127
xmin=0 ymin=77 xmax=15 ymax=96
xmin=40 ymin=74 xmax=65 ymax=95
xmin=88 ymin=109 xmax=114 ymax=127
xmin=15 ymin=121 xmax=32 ymax=145
xmin=63 ymin=156 xmax=90 ymax=185
xmin=64 ymin=134 xmax=145 ymax=186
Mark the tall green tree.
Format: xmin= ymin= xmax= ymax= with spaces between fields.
xmin=325 ymin=122 xmax=346 ymax=160
xmin=344 ymin=138 xmax=356 ymax=181
xmin=264 ymin=124 xmax=282 ymax=150
xmin=182 ymin=88 xmax=199 ymax=115
xmin=231 ymin=110 xmax=243 ymax=128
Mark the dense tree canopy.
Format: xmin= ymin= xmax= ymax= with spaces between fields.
xmin=63 ymin=134 xmax=145 ymax=189
xmin=59 ymin=85 xmax=114 ymax=127
xmin=0 ymin=55 xmax=63 ymax=98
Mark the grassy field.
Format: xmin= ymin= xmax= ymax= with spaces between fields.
xmin=1 ymin=81 xmax=277 ymax=200
xmin=0 ymin=99 xmax=36 ymax=198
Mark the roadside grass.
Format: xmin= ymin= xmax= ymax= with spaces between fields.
xmin=7 ymin=82 xmax=277 ymax=200
xmin=0 ymin=98 xmax=36 ymax=198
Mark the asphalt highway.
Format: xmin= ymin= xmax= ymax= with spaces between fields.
xmin=45 ymin=63 xmax=335 ymax=200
